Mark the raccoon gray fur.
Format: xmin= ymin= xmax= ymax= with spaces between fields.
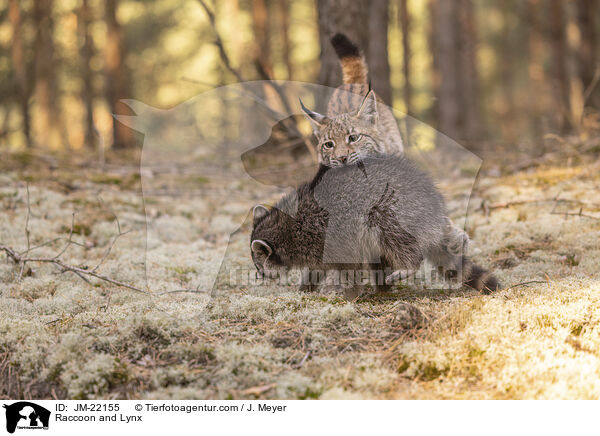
xmin=251 ymin=155 xmax=500 ymax=296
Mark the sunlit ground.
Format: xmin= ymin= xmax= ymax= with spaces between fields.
xmin=1 ymin=149 xmax=599 ymax=399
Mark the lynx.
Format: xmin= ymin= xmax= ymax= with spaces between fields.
xmin=300 ymin=33 xmax=404 ymax=167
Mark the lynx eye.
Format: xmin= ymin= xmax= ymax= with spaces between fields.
xmin=348 ymin=134 xmax=361 ymax=143
xmin=322 ymin=141 xmax=334 ymax=150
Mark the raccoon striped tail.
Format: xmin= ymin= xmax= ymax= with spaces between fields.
xmin=330 ymin=33 xmax=368 ymax=84
xmin=461 ymin=256 xmax=501 ymax=294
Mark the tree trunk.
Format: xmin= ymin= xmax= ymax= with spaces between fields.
xmin=458 ymin=0 xmax=483 ymax=141
xmin=316 ymin=0 xmax=370 ymax=90
xmin=33 ymin=0 xmax=65 ymax=149
xmin=430 ymin=0 xmax=483 ymax=144
xmin=398 ymin=0 xmax=412 ymax=114
xmin=105 ymin=0 xmax=134 ymax=149
xmin=576 ymin=0 xmax=599 ymax=109
xmin=9 ymin=0 xmax=32 ymax=148
xmin=367 ymin=0 xmax=392 ymax=105
xmin=549 ymin=0 xmax=570 ymax=131
xmin=277 ymin=0 xmax=293 ymax=80
xmin=252 ymin=0 xmax=272 ymax=75
xmin=526 ymin=0 xmax=545 ymax=144
xmin=79 ymin=0 xmax=95 ymax=150
xmin=431 ymin=0 xmax=461 ymax=141
xmin=565 ymin=1 xmax=585 ymax=128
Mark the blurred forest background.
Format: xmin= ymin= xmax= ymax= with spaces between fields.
xmin=0 ymin=0 xmax=599 ymax=159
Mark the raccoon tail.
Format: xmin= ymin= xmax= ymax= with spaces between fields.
xmin=330 ymin=33 xmax=368 ymax=84
xmin=461 ymin=256 xmax=501 ymax=294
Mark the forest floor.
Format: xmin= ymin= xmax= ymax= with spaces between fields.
xmin=1 ymin=146 xmax=600 ymax=400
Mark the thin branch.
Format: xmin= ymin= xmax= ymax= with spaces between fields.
xmin=24 ymin=183 xmax=31 ymax=254
xmin=0 ymin=184 xmax=215 ymax=297
xmin=92 ymin=229 xmax=132 ymax=273
xmin=254 ymin=60 xmax=318 ymax=161
xmin=155 ymin=289 xmax=210 ymax=296
xmin=3 ymin=248 xmax=148 ymax=294
xmin=197 ymin=0 xmax=244 ymax=83
xmin=0 ymin=245 xmax=20 ymax=264
xmin=93 ymin=195 xmax=131 ymax=272
xmin=20 ymin=237 xmax=61 ymax=255
xmin=550 ymin=196 xmax=600 ymax=221
xmin=17 ymin=184 xmax=32 ymax=281
xmin=583 ymin=66 xmax=600 ymax=108
xmin=505 ymin=280 xmax=547 ymax=291
xmin=53 ymin=213 xmax=76 ymax=260
xmin=550 ymin=209 xmax=600 ymax=220
xmin=70 ymin=270 xmax=92 ymax=284
xmin=254 ymin=60 xmax=294 ymax=116
xmin=183 ymin=74 xmax=305 ymax=142
xmin=1 ymin=196 xmax=149 ymax=294
xmin=483 ymin=197 xmax=556 ymax=210
xmin=293 ymin=351 xmax=311 ymax=369
xmin=194 ymin=0 xmax=317 ymax=162
xmin=181 ymin=76 xmax=287 ymax=119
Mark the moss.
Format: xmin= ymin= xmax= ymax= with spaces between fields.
xmin=168 ymin=266 xmax=198 ymax=275
xmin=65 ymin=354 xmax=130 ymax=400
xmin=185 ymin=175 xmax=210 ymax=185
xmin=133 ymin=321 xmax=172 ymax=347
xmin=536 ymin=314 xmax=554 ymax=329
xmin=3 ymin=153 xmax=600 ymax=400
xmin=162 ymin=342 xmax=216 ymax=366
xmin=420 ymin=363 xmax=448 ymax=381
xmin=90 ymin=174 xmax=123 ymax=185
xmin=298 ymin=387 xmax=322 ymax=399
xmin=13 ymin=151 xmax=34 ymax=166
xmin=570 ymin=323 xmax=584 ymax=336
xmin=460 ymin=165 xmax=480 ymax=177
xmin=60 ymin=222 xmax=92 ymax=236
xmin=467 ymin=345 xmax=486 ymax=359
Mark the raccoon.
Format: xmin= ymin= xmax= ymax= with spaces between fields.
xmin=300 ymin=33 xmax=404 ymax=167
xmin=251 ymin=155 xmax=501 ymax=296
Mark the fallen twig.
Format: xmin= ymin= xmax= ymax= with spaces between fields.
xmin=293 ymin=351 xmax=311 ymax=369
xmin=550 ymin=196 xmax=600 ymax=221
xmin=240 ymin=383 xmax=276 ymax=397
xmin=483 ymin=198 xmax=555 ymax=210
xmin=549 ymin=209 xmax=600 ymax=221
xmin=1 ymin=247 xmax=149 ymax=294
xmin=505 ymin=280 xmax=547 ymax=291
xmin=1 ymin=186 xmax=151 ymax=295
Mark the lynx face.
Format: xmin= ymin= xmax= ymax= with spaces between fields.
xmin=315 ymin=114 xmax=385 ymax=167
xmin=301 ymin=90 xmax=386 ymax=167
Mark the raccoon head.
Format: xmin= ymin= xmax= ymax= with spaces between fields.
xmin=300 ymin=90 xmax=384 ymax=167
xmin=250 ymin=204 xmax=291 ymax=279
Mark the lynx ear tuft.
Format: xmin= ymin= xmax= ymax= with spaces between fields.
xmin=299 ymin=98 xmax=327 ymax=132
xmin=251 ymin=239 xmax=272 ymax=258
xmin=356 ymin=90 xmax=378 ymax=124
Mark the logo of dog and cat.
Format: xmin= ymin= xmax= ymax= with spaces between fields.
xmin=2 ymin=402 xmax=50 ymax=434
xmin=118 ymin=82 xmax=482 ymax=292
